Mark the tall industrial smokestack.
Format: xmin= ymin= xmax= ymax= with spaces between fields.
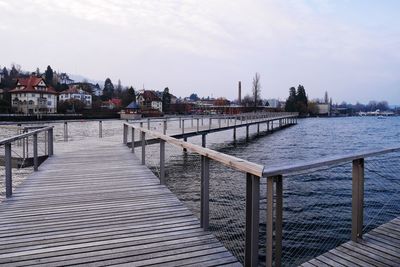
xmin=238 ymin=81 xmax=242 ymax=104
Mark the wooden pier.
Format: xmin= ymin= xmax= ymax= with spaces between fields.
xmin=0 ymin=138 xmax=240 ymax=266
xmin=302 ymin=217 xmax=400 ymax=267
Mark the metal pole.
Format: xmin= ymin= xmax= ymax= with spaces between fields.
xmin=352 ymin=158 xmax=364 ymax=242
xmin=266 ymin=176 xmax=274 ymax=267
xmin=48 ymin=128 xmax=53 ymax=156
xmin=245 ymin=173 xmax=260 ymax=267
xmin=202 ymin=134 xmax=206 ymax=148
xmin=5 ymin=143 xmax=12 ymax=198
xmin=196 ymin=118 xmax=199 ymax=132
xmin=99 ymin=121 xmax=102 ymax=138
xmin=246 ymin=125 xmax=249 ymax=140
xmin=64 ymin=121 xmax=68 ymax=142
xmin=33 ymin=133 xmax=38 ymax=171
xmin=160 ymin=139 xmax=165 ymax=185
xmin=123 ymin=124 xmax=128 ymax=144
xmin=233 ymin=127 xmax=236 ymax=142
xmin=209 ymin=118 xmax=212 ymax=129
xmin=275 ymin=175 xmax=283 ymax=267
xmin=200 ymin=156 xmax=210 ymax=229
xmin=141 ymin=131 xmax=146 ymax=165
xmin=147 ymin=118 xmax=150 ymax=130
xmin=182 ymin=119 xmax=185 ymax=135
xmin=131 ymin=127 xmax=135 ymax=153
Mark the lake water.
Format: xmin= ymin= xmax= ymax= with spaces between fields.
xmin=1 ymin=116 xmax=399 ymax=265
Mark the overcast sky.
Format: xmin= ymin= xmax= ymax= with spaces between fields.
xmin=0 ymin=0 xmax=399 ymax=104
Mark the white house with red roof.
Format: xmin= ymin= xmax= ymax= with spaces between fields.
xmin=137 ymin=90 xmax=163 ymax=112
xmin=59 ymin=85 xmax=92 ymax=108
xmin=9 ymin=76 xmax=58 ymax=114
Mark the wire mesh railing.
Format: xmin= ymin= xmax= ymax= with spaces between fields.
xmin=0 ymin=127 xmax=53 ymax=200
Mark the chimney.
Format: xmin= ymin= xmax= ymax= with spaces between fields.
xmin=238 ymin=81 xmax=242 ymax=104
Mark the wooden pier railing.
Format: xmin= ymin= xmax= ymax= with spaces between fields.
xmin=0 ymin=126 xmax=54 ymax=198
xmin=124 ymin=117 xmax=400 ymax=267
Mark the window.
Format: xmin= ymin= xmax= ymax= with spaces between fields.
xmin=47 ymin=101 xmax=52 ymax=106
xmin=32 ymin=94 xmax=35 ymax=97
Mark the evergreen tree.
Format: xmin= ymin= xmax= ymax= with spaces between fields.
xmin=121 ymin=86 xmax=136 ymax=107
xmin=285 ymin=87 xmax=297 ymax=112
xmin=10 ymin=65 xmax=19 ymax=79
xmin=295 ymin=85 xmax=308 ymax=115
xmin=45 ymin=65 xmax=53 ymax=85
xmin=162 ymin=87 xmax=171 ymax=112
xmin=103 ymin=78 xmax=114 ymax=100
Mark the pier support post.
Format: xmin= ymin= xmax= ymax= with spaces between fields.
xmin=33 ymin=133 xmax=38 ymax=171
xmin=352 ymin=158 xmax=364 ymax=242
xmin=179 ymin=117 xmax=182 ymax=128
xmin=201 ymin=116 xmax=204 ymax=126
xmin=147 ymin=118 xmax=150 ymax=130
xmin=246 ymin=125 xmax=249 ymax=140
xmin=196 ymin=118 xmax=200 ymax=132
xmin=218 ymin=118 xmax=221 ymax=128
xmin=202 ymin=134 xmax=206 ymax=148
xmin=257 ymin=123 xmax=260 ymax=135
xmin=141 ymin=131 xmax=146 ymax=165
xmin=209 ymin=118 xmax=212 ymax=129
xmin=5 ymin=143 xmax=12 ymax=198
xmin=245 ymin=173 xmax=260 ymax=267
xmin=182 ymin=120 xmax=185 ymax=135
xmin=233 ymin=127 xmax=236 ymax=142
xmin=99 ymin=121 xmax=103 ymax=138
xmin=200 ymin=156 xmax=210 ymax=229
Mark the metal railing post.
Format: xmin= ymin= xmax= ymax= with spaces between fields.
xmin=276 ymin=175 xmax=283 ymax=267
xmin=266 ymin=175 xmax=283 ymax=267
xmin=99 ymin=120 xmax=103 ymax=138
xmin=131 ymin=127 xmax=135 ymax=153
xmin=352 ymin=158 xmax=364 ymax=242
xmin=33 ymin=133 xmax=38 ymax=171
xmin=147 ymin=118 xmax=150 ymax=130
xmin=5 ymin=143 xmax=12 ymax=198
xmin=182 ymin=119 xmax=185 ymax=135
xmin=123 ymin=124 xmax=128 ymax=144
xmin=48 ymin=128 xmax=53 ymax=156
xmin=64 ymin=121 xmax=68 ymax=142
xmin=245 ymin=173 xmax=260 ymax=267
xmin=141 ymin=130 xmax=146 ymax=165
xmin=200 ymin=156 xmax=210 ymax=229
xmin=160 ymin=139 xmax=165 ymax=185
xmin=196 ymin=118 xmax=199 ymax=132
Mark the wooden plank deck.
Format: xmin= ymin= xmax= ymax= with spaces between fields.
xmin=0 ymin=138 xmax=241 ymax=266
xmin=301 ymin=217 xmax=400 ymax=267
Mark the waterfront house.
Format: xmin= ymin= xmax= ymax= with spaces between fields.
xmin=59 ymin=86 xmax=92 ymax=108
xmin=101 ymin=98 xmax=122 ymax=110
xmin=9 ymin=76 xmax=57 ymax=114
xmin=137 ymin=90 xmax=163 ymax=112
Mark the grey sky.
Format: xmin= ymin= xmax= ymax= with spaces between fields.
xmin=0 ymin=0 xmax=399 ymax=104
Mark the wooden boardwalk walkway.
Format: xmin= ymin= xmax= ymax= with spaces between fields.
xmin=0 ymin=138 xmax=240 ymax=266
xmin=302 ymin=217 xmax=400 ymax=267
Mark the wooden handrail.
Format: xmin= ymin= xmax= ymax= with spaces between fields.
xmin=262 ymin=146 xmax=400 ymax=177
xmin=125 ymin=123 xmax=265 ymax=177
xmin=0 ymin=126 xmax=54 ymax=146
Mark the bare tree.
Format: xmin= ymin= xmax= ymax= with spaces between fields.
xmin=252 ymin=72 xmax=261 ymax=107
